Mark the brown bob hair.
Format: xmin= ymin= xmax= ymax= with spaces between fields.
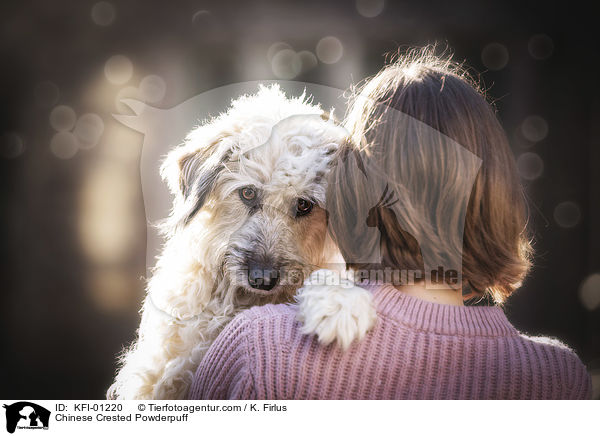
xmin=327 ymin=47 xmax=532 ymax=303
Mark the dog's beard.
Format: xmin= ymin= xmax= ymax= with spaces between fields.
xmin=221 ymin=250 xmax=314 ymax=307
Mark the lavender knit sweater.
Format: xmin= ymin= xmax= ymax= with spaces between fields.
xmin=189 ymin=283 xmax=591 ymax=399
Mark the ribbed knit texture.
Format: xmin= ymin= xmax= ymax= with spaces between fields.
xmin=188 ymin=283 xmax=592 ymax=399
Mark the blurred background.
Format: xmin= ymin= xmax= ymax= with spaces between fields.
xmin=1 ymin=0 xmax=599 ymax=399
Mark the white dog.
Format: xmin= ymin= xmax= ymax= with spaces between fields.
xmin=107 ymin=85 xmax=376 ymax=400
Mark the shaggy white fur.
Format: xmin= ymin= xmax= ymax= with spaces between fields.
xmin=296 ymin=269 xmax=377 ymax=350
xmin=107 ymin=85 xmax=376 ymax=400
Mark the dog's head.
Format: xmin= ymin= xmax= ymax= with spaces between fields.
xmin=160 ymin=85 xmax=347 ymax=305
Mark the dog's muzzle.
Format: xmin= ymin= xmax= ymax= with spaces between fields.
xmin=247 ymin=259 xmax=280 ymax=291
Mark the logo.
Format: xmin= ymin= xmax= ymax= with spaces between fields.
xmin=116 ymin=80 xmax=481 ymax=291
xmin=3 ymin=402 xmax=50 ymax=434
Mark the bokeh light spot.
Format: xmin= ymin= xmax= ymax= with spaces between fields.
xmin=34 ymin=81 xmax=60 ymax=108
xmin=191 ymin=10 xmax=219 ymax=41
xmin=267 ymin=42 xmax=293 ymax=62
xmin=104 ymin=55 xmax=133 ymax=85
xmin=50 ymin=131 xmax=78 ymax=159
xmin=79 ymin=163 xmax=138 ymax=263
xmin=513 ymin=126 xmax=536 ymax=149
xmin=316 ymin=36 xmax=344 ymax=64
xmin=74 ymin=114 xmax=105 ymax=150
xmin=517 ymin=152 xmax=544 ymax=180
xmin=553 ymin=201 xmax=581 ymax=228
xmin=139 ymin=75 xmax=167 ymax=103
xmin=579 ymin=273 xmax=600 ymax=311
xmin=271 ymin=49 xmax=301 ymax=79
xmin=91 ymin=2 xmax=115 ymax=26
xmin=356 ymin=0 xmax=385 ymax=17
xmin=1 ymin=132 xmax=25 ymax=159
xmin=528 ymin=34 xmax=554 ymax=60
xmin=297 ymin=50 xmax=318 ymax=73
xmin=481 ymin=43 xmax=509 ymax=70
xmin=521 ymin=115 xmax=548 ymax=142
xmin=191 ymin=10 xmax=211 ymax=26
xmin=88 ymin=269 xmax=139 ymax=313
xmin=49 ymin=105 xmax=77 ymax=131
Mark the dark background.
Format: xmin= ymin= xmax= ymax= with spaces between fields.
xmin=1 ymin=0 xmax=599 ymax=399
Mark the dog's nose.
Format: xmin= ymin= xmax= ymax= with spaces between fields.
xmin=247 ymin=261 xmax=280 ymax=291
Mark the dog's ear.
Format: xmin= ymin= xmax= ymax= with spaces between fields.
xmin=161 ymin=132 xmax=232 ymax=227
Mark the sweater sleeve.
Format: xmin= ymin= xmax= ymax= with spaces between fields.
xmin=187 ymin=313 xmax=256 ymax=400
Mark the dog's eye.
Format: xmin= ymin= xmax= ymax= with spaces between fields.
xmin=295 ymin=198 xmax=313 ymax=217
xmin=239 ymin=186 xmax=257 ymax=203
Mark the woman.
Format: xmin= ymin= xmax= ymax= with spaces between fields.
xmin=187 ymin=48 xmax=591 ymax=400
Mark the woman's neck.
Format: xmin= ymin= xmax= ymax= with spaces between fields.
xmin=394 ymin=282 xmax=464 ymax=306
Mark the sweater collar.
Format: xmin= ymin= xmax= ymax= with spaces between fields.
xmin=363 ymin=282 xmax=517 ymax=337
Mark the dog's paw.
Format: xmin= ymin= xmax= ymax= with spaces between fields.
xmin=295 ymin=269 xmax=377 ymax=350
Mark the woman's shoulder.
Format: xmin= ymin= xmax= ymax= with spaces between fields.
xmin=513 ymin=332 xmax=592 ymax=399
xmin=240 ymin=303 xmax=297 ymax=321
xmin=516 ymin=332 xmax=583 ymax=362
xmin=228 ymin=303 xmax=301 ymax=342
xmin=232 ymin=303 xmax=298 ymax=330
xmin=188 ymin=303 xmax=300 ymax=399
xmin=518 ymin=333 xmax=575 ymax=351
xmin=202 ymin=303 xmax=298 ymax=359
